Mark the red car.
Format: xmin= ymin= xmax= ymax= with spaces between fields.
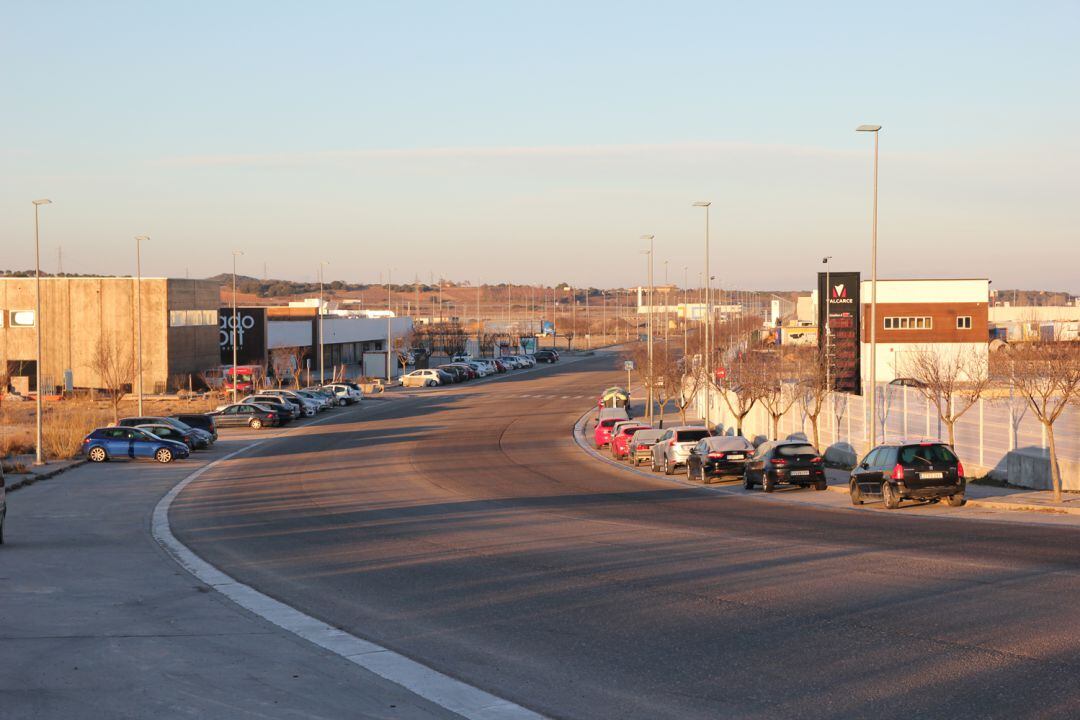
xmin=593 ymin=417 xmax=624 ymax=448
xmin=611 ymin=425 xmax=651 ymax=460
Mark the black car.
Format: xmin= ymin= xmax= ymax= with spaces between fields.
xmin=743 ymin=441 xmax=826 ymax=492
xmin=436 ymin=365 xmax=466 ymax=383
xmin=850 ymin=440 xmax=965 ymax=509
xmin=209 ymin=403 xmax=282 ymax=429
xmin=534 ymin=350 xmax=559 ymax=363
xmin=172 ymin=413 xmax=218 ymax=442
xmin=686 ymin=436 xmax=755 ymax=483
xmin=245 ymin=394 xmax=299 ymax=421
xmin=118 ymin=416 xmax=209 ymax=448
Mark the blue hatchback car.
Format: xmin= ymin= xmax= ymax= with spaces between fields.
xmin=82 ymin=427 xmax=190 ymax=464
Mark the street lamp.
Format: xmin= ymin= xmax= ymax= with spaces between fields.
xmin=640 ymin=235 xmax=655 ymax=422
xmin=231 ymin=250 xmax=243 ymax=403
xmin=318 ymin=260 xmax=329 ymax=383
xmin=692 ymin=202 xmax=711 ymax=428
xmin=857 ymin=124 xmax=882 ymax=447
xmin=822 ymin=255 xmax=833 ymax=392
xmin=386 ymin=269 xmax=394 ymax=382
xmin=32 ymin=198 xmax=52 ymax=466
xmin=135 ymin=235 xmax=150 ymax=415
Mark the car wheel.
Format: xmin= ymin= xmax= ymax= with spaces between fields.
xmin=761 ymin=473 xmax=775 ymax=493
xmin=0 ymin=509 xmax=5 ymax=544
xmin=946 ymin=493 xmax=967 ymax=507
xmin=88 ymin=446 xmax=108 ymax=463
xmin=742 ymin=469 xmax=754 ymax=490
xmin=426 ymin=380 xmax=436 ymax=387
xmin=700 ymin=466 xmax=710 ymax=484
xmin=155 ymin=448 xmax=173 ymax=464
xmin=651 ymin=457 xmax=660 ymax=473
xmin=882 ymin=482 xmax=900 ymax=509
xmin=850 ymin=481 xmax=864 ymax=505
xmin=339 ymin=398 xmax=347 ymax=406
xmin=249 ymin=418 xmax=263 ymax=429
xmin=664 ymin=457 xmax=674 ymax=475
xmin=815 ymin=478 xmax=827 ymax=491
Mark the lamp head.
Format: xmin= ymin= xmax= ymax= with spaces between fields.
xmin=692 ymin=201 xmax=711 ymax=207
xmin=640 ymin=234 xmax=654 ymax=241
xmin=856 ymin=124 xmax=882 ymax=132
xmin=32 ymin=198 xmax=52 ymax=206
xmin=135 ymin=235 xmax=150 ymax=241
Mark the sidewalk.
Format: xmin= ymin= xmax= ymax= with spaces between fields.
xmin=0 ymin=440 xmax=465 ymax=720
xmin=3 ymin=457 xmax=85 ymax=492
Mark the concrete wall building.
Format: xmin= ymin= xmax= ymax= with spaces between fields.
xmin=0 ymin=277 xmax=220 ymax=393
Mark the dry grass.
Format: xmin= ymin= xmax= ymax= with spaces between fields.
xmin=2 ymin=395 xmax=220 ymax=461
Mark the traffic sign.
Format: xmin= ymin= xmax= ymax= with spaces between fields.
xmin=624 ymin=360 xmax=635 ymax=371
xmin=715 ymin=367 xmax=726 ymax=380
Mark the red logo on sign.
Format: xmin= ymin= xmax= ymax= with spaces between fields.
xmin=832 ymin=284 xmax=847 ymax=298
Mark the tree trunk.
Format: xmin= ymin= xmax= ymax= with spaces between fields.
xmin=771 ymin=414 xmax=780 ymax=440
xmin=810 ymin=414 xmax=820 ymax=451
xmin=945 ymin=419 xmax=956 ymax=448
xmin=1046 ymin=421 xmax=1063 ymax=504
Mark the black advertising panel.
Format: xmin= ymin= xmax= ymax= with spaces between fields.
xmin=818 ymin=271 xmax=861 ymax=394
xmin=219 ymin=307 xmax=267 ymax=365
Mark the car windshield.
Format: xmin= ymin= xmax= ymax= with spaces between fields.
xmin=600 ymin=419 xmax=618 ymax=428
xmin=899 ymin=444 xmax=958 ymax=466
xmin=676 ymin=429 xmax=710 ymax=442
xmin=777 ymin=444 xmax=818 ymax=457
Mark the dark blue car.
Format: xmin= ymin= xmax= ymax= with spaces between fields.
xmin=82 ymin=426 xmax=190 ymax=464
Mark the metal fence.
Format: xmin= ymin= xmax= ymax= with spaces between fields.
xmin=696 ymin=381 xmax=1079 ymax=478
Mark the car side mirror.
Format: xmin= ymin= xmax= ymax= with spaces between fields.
xmin=860 ymin=462 xmax=869 ymax=469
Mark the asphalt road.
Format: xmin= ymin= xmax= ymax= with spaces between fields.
xmin=172 ymin=352 xmax=1080 ymax=720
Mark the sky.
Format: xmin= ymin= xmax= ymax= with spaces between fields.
xmin=1 ymin=1 xmax=1077 ymax=291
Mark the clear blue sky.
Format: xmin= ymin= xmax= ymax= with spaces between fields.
xmin=2 ymin=1 xmax=1077 ymax=291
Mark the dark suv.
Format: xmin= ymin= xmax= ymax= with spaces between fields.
xmin=743 ymin=441 xmax=826 ymax=492
xmin=850 ymin=440 xmax=965 ymax=509
xmin=534 ymin=350 xmax=559 ymax=363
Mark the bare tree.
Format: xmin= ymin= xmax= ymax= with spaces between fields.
xmin=269 ymin=348 xmax=293 ymax=388
xmin=716 ymin=352 xmax=764 ymax=437
xmin=89 ymin=333 xmax=134 ymax=423
xmin=796 ymin=348 xmax=830 ymax=450
xmin=288 ymin=346 xmax=310 ymax=389
xmin=901 ymin=346 xmax=990 ymax=447
xmin=1001 ymin=342 xmax=1080 ymax=502
xmin=671 ymin=359 xmax=703 ymax=425
xmin=759 ymin=352 xmax=799 ymax=440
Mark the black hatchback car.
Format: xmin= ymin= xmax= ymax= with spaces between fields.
xmin=743 ymin=441 xmax=826 ymax=492
xmin=534 ymin=350 xmax=559 ymax=363
xmin=686 ymin=436 xmax=755 ymax=483
xmin=850 ymin=441 xmax=965 ymax=509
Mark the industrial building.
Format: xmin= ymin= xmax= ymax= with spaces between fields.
xmin=0 ymin=277 xmax=220 ymax=394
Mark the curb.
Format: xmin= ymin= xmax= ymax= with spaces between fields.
xmin=6 ymin=459 xmax=88 ymax=492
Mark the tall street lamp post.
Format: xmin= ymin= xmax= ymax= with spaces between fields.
xmin=640 ymin=235 xmax=654 ymax=422
xmin=135 ymin=235 xmax=150 ymax=415
xmin=692 ymin=202 xmax=711 ymax=427
xmin=231 ymin=250 xmax=243 ymax=403
xmin=318 ymin=260 xmax=329 ymax=383
xmin=386 ymin=269 xmax=394 ymax=382
xmin=857 ymin=124 xmax=882 ymax=447
xmin=32 ymin=199 xmax=52 ymax=465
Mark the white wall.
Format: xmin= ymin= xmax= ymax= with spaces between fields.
xmin=864 ymin=342 xmax=988 ymax=383
xmin=268 ymin=321 xmax=312 ymax=349
xmin=859 ymin=278 xmax=989 ymax=304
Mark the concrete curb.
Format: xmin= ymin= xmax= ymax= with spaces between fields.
xmin=5 ymin=459 xmax=88 ymax=492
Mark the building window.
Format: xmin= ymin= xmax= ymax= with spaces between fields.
xmin=170 ymin=309 xmax=217 ymax=327
xmin=957 ymin=315 xmax=972 ymax=330
xmin=9 ymin=310 xmax=35 ymax=327
xmin=884 ymin=316 xmax=932 ymax=330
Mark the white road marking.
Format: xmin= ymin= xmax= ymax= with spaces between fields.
xmin=152 ymin=406 xmax=546 ymax=720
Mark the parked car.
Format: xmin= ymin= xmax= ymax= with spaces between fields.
xmin=492 ymin=359 xmax=508 ymax=373
xmin=451 ymin=354 xmax=473 ymax=363
xmin=629 ymin=428 xmax=664 ymax=466
xmin=136 ymin=423 xmax=203 ymax=449
xmin=243 ymin=394 xmax=299 ymax=422
xmin=743 ymin=441 xmax=826 ymax=492
xmin=436 ymin=365 xmax=467 ymax=383
xmin=296 ymin=389 xmax=333 ymax=411
xmin=402 ymin=369 xmax=445 ymax=387
xmin=1 ymin=465 xmax=7 ymax=544
xmin=850 ymin=440 xmax=966 ymax=509
xmin=651 ymin=426 xmax=713 ymax=474
xmin=262 ymin=389 xmax=318 ymax=417
xmin=118 ymin=416 xmax=213 ymax=446
xmin=685 ymin=436 xmax=755 ymax=483
xmin=594 ymin=408 xmax=631 ymax=449
xmin=320 ymin=383 xmax=363 ymax=405
xmin=611 ymin=424 xmax=652 ymax=460
xmin=83 ymin=426 xmax=190 ymax=464
xmin=534 ymin=350 xmax=559 ymax=363
xmin=448 ymin=363 xmax=480 ymax=379
xmin=172 ymin=413 xmax=218 ymax=443
xmin=209 ymin=403 xmax=282 ymax=429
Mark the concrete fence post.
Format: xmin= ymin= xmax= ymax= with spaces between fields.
xmin=902 ymin=386 xmax=908 ymax=438
xmin=978 ymin=398 xmax=985 ymax=467
xmin=846 ymin=394 xmax=851 ymax=454
xmin=925 ymin=396 xmax=931 ymax=438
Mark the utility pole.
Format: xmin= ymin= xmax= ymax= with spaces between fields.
xmin=32 ymin=198 xmax=52 ymax=465
xmin=857 ymin=123 xmax=882 ymax=447
xmin=640 ymin=235 xmax=655 ymax=422
xmin=231 ymin=250 xmax=243 ymax=404
xmin=693 ymin=202 xmax=712 ymax=427
xmin=386 ymin=269 xmax=393 ymax=381
xmin=135 ymin=235 xmax=150 ymax=414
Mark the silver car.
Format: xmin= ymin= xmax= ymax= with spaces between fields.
xmin=650 ymin=426 xmax=713 ymax=475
